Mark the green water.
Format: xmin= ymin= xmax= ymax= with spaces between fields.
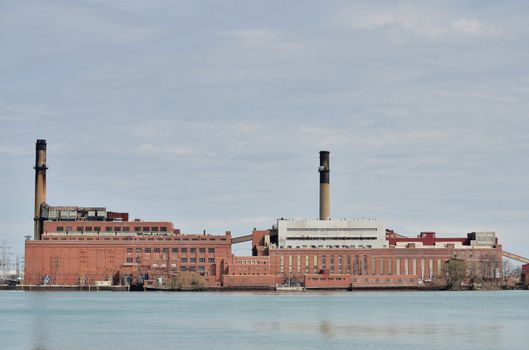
xmin=0 ymin=290 xmax=527 ymax=350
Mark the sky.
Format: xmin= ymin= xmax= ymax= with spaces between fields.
xmin=1 ymin=0 xmax=528 ymax=261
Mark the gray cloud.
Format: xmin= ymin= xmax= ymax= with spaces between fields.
xmin=1 ymin=1 xmax=528 ymax=261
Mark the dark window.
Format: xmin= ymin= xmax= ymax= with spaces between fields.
xmin=126 ymin=257 xmax=133 ymax=263
xmin=105 ymin=227 xmax=112 ymax=232
xmin=151 ymin=227 xmax=159 ymax=232
xmin=123 ymin=227 xmax=130 ymax=232
xmin=144 ymin=248 xmax=151 ymax=253
xmin=160 ymin=227 xmax=167 ymax=232
xmin=135 ymin=256 xmax=141 ymax=263
xmin=115 ymin=227 xmax=121 ymax=232
xmin=208 ymin=248 xmax=215 ymax=253
xmin=127 ymin=248 xmax=133 ymax=253
xmin=208 ymin=258 xmax=215 ymax=263
xmin=94 ymin=227 xmax=100 ymax=232
xmin=198 ymin=266 xmax=205 ymax=272
xmin=181 ymin=258 xmax=187 ymax=263
xmin=65 ymin=226 xmax=72 ymax=232
xmin=181 ymin=248 xmax=187 ymax=253
xmin=136 ymin=248 xmax=142 ymax=253
xmin=76 ymin=227 xmax=83 ymax=232
xmin=85 ymin=227 xmax=92 ymax=232
xmin=190 ymin=258 xmax=196 ymax=263
xmin=162 ymin=248 xmax=169 ymax=253
xmin=199 ymin=258 xmax=205 ymax=263
xmin=134 ymin=227 xmax=141 ymax=232
xmin=199 ymin=248 xmax=205 ymax=253
xmin=188 ymin=266 xmax=196 ymax=272
xmin=154 ymin=248 xmax=160 ymax=253
xmin=180 ymin=266 xmax=187 ymax=272
xmin=190 ymin=248 xmax=196 ymax=253
xmin=143 ymin=227 xmax=150 ymax=232
xmin=172 ymin=248 xmax=178 ymax=253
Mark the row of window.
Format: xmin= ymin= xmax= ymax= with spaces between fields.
xmin=125 ymin=257 xmax=214 ymax=264
xmin=126 ymin=247 xmax=215 ymax=254
xmin=287 ymin=228 xmax=378 ymax=231
xmin=56 ymin=226 xmax=169 ymax=233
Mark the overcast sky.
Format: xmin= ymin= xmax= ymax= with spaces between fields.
xmin=1 ymin=1 xmax=528 ymax=260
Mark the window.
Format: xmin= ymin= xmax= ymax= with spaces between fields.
xmin=143 ymin=227 xmax=150 ymax=232
xmin=162 ymin=248 xmax=169 ymax=253
xmin=172 ymin=248 xmax=178 ymax=253
xmin=180 ymin=266 xmax=187 ymax=272
xmin=199 ymin=258 xmax=205 ymax=263
xmin=126 ymin=257 xmax=133 ymax=263
xmin=208 ymin=248 xmax=215 ymax=253
xmin=208 ymin=258 xmax=215 ymax=263
xmin=76 ymin=227 xmax=83 ymax=232
xmin=160 ymin=227 xmax=167 ymax=232
xmin=330 ymin=256 xmax=335 ymax=274
xmin=66 ymin=226 xmax=72 ymax=232
xmin=127 ymin=248 xmax=133 ymax=253
xmin=151 ymin=227 xmax=158 ymax=232
xmin=135 ymin=256 xmax=141 ymax=263
xmin=199 ymin=248 xmax=205 ymax=253
xmin=181 ymin=258 xmax=187 ymax=263
xmin=57 ymin=226 xmax=64 ymax=232
xmin=134 ymin=227 xmax=141 ymax=232
xmin=154 ymin=248 xmax=160 ymax=253
xmin=136 ymin=248 xmax=142 ymax=253
xmin=190 ymin=258 xmax=196 ymax=263
xmin=144 ymin=248 xmax=151 ymax=253
xmin=94 ymin=227 xmax=100 ymax=232
xmin=115 ymin=227 xmax=121 ymax=232
xmin=105 ymin=227 xmax=112 ymax=232
xmin=85 ymin=227 xmax=92 ymax=232
xmin=189 ymin=266 xmax=196 ymax=272
xmin=181 ymin=248 xmax=187 ymax=253
xmin=280 ymin=256 xmax=284 ymax=273
xmin=190 ymin=248 xmax=196 ymax=253
xmin=322 ymin=255 xmax=326 ymax=270
xmin=123 ymin=227 xmax=130 ymax=232
xmin=338 ymin=255 xmax=343 ymax=274
xmin=198 ymin=266 xmax=205 ymax=272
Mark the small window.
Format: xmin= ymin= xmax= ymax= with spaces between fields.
xmin=123 ymin=227 xmax=130 ymax=232
xmin=181 ymin=248 xmax=187 ymax=253
xmin=199 ymin=248 xmax=205 ymax=253
xmin=160 ymin=227 xmax=167 ymax=232
xmin=94 ymin=227 xmax=100 ymax=232
xmin=144 ymin=248 xmax=151 ymax=253
xmin=134 ymin=227 xmax=141 ymax=232
xmin=105 ymin=227 xmax=112 ymax=232
xmin=115 ymin=227 xmax=121 ymax=232
xmin=208 ymin=248 xmax=215 ymax=253
xmin=189 ymin=266 xmax=196 ymax=272
xmin=65 ymin=226 xmax=72 ymax=232
xmin=76 ymin=227 xmax=83 ymax=232
xmin=190 ymin=258 xmax=196 ymax=263
xmin=126 ymin=257 xmax=133 ymax=263
xmin=198 ymin=266 xmax=205 ymax=272
xmin=199 ymin=258 xmax=205 ymax=263
xmin=85 ymin=227 xmax=92 ymax=232
xmin=154 ymin=248 xmax=160 ymax=253
xmin=172 ymin=248 xmax=178 ymax=253
xmin=208 ymin=258 xmax=215 ymax=263
xmin=180 ymin=266 xmax=187 ymax=272
xmin=127 ymin=248 xmax=133 ymax=253
xmin=190 ymin=248 xmax=196 ymax=253
xmin=143 ymin=227 xmax=150 ymax=232
xmin=162 ymin=248 xmax=169 ymax=253
xmin=135 ymin=256 xmax=141 ymax=263
xmin=136 ymin=248 xmax=142 ymax=253
xmin=181 ymin=258 xmax=187 ymax=263
xmin=151 ymin=227 xmax=159 ymax=232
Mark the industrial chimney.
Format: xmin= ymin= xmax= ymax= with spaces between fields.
xmin=319 ymin=151 xmax=330 ymax=220
xmin=34 ymin=139 xmax=47 ymax=240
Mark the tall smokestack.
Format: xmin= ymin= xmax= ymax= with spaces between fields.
xmin=34 ymin=139 xmax=47 ymax=240
xmin=319 ymin=151 xmax=330 ymax=220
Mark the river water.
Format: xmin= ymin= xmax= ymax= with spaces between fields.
xmin=0 ymin=290 xmax=527 ymax=350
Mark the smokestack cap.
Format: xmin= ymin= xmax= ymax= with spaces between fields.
xmin=36 ymin=139 xmax=47 ymax=150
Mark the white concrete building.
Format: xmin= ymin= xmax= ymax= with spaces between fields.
xmin=277 ymin=218 xmax=388 ymax=249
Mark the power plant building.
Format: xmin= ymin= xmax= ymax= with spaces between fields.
xmin=24 ymin=140 xmax=507 ymax=290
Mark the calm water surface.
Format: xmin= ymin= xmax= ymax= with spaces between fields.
xmin=0 ymin=290 xmax=527 ymax=350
